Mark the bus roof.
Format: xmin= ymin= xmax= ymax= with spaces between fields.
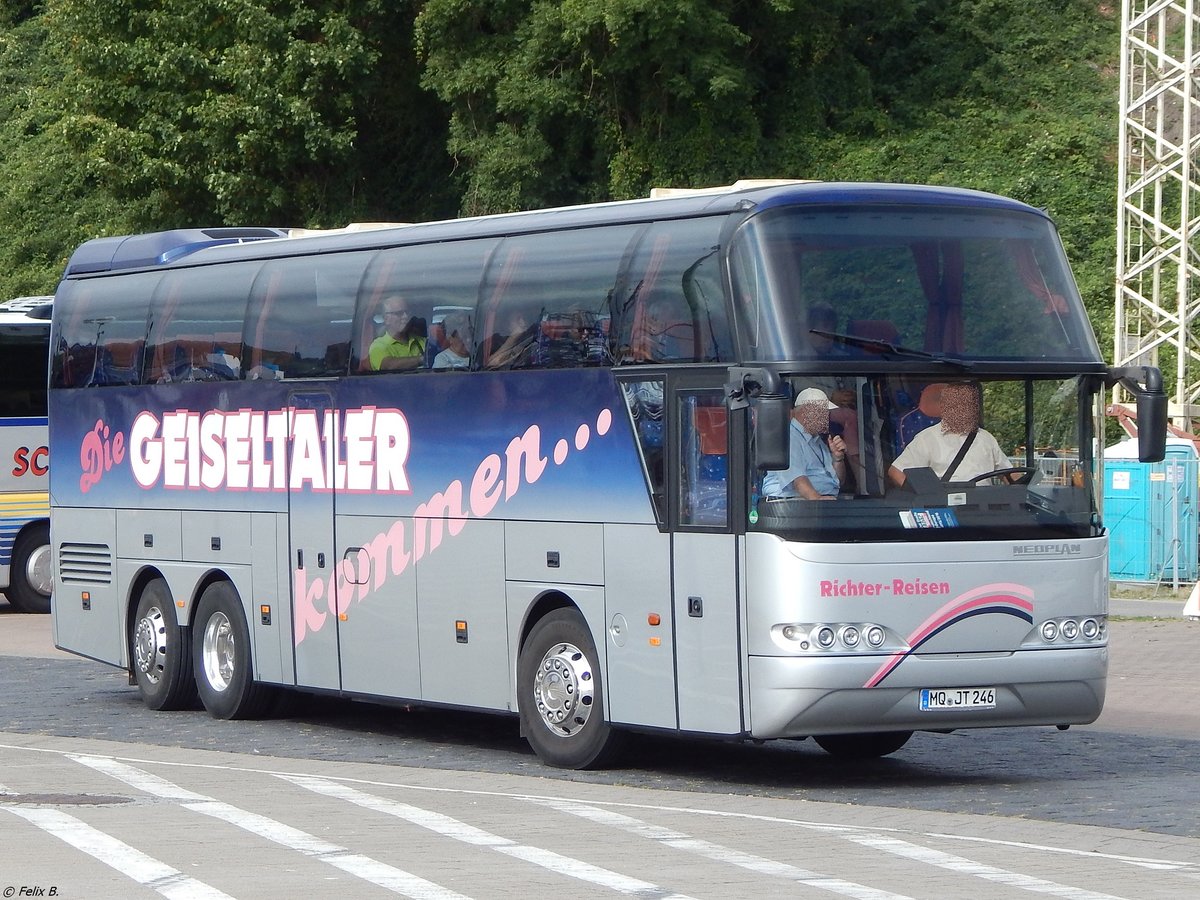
xmin=61 ymin=182 xmax=1049 ymax=278
xmin=0 ymin=295 xmax=53 ymax=324
xmin=63 ymin=228 xmax=289 ymax=276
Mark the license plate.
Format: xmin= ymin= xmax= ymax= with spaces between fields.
xmin=919 ymin=687 xmax=996 ymax=710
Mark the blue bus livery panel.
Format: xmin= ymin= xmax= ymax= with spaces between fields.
xmin=51 ymin=368 xmax=654 ymax=644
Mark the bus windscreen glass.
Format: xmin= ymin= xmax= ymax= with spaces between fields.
xmin=731 ymin=206 xmax=1102 ymax=364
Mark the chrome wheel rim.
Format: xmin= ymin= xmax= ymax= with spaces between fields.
xmin=25 ymin=542 xmax=52 ymax=596
xmin=133 ymin=606 xmax=167 ymax=684
xmin=532 ymin=641 xmax=594 ymax=737
xmin=201 ymin=611 xmax=236 ymax=693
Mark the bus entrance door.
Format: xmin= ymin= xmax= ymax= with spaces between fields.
xmin=288 ymin=390 xmax=342 ymax=691
xmin=671 ymin=387 xmax=743 ymax=736
xmin=672 ymin=533 xmax=742 ymax=735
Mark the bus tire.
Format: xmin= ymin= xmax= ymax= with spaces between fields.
xmin=517 ymin=608 xmax=625 ymax=770
xmin=7 ymin=522 xmax=51 ymax=614
xmin=814 ymin=731 xmax=913 ymax=759
xmin=130 ymin=578 xmax=197 ymax=710
xmin=192 ymin=581 xmax=273 ymax=720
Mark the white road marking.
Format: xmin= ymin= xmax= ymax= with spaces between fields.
xmin=923 ymin=831 xmax=1199 ymax=872
xmin=2 ymin=804 xmax=235 ymax=900
xmin=843 ymin=832 xmax=1131 ymax=900
xmin=1 ymin=744 xmax=1192 ymax=894
xmin=280 ymin=773 xmax=697 ymax=900
xmin=529 ymin=797 xmax=912 ymax=900
xmin=71 ymin=755 xmax=470 ymax=900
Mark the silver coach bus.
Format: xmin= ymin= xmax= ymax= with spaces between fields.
xmin=47 ymin=184 xmax=1165 ymax=768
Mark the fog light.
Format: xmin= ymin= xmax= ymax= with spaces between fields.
xmin=1081 ymin=618 xmax=1100 ymax=640
xmin=1061 ymin=620 xmax=1080 ymax=640
xmin=814 ymin=626 xmax=836 ymax=648
xmin=782 ymin=625 xmax=801 ymax=641
xmin=840 ymin=625 xmax=861 ymax=648
xmin=1040 ymin=620 xmax=1059 ymax=642
xmin=865 ymin=625 xmax=886 ymax=648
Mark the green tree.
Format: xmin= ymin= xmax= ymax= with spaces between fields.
xmin=0 ymin=7 xmax=125 ymax=297
xmin=416 ymin=0 xmax=848 ymax=213
xmin=46 ymin=0 xmax=457 ymax=228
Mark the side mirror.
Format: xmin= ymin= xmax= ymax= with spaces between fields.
xmin=1135 ymin=390 xmax=1167 ymax=462
xmin=754 ymin=394 xmax=791 ymax=470
xmin=725 ymin=366 xmax=790 ymax=470
xmin=1108 ymin=366 xmax=1167 ymax=463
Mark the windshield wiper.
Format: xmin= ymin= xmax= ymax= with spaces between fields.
xmin=811 ymin=329 xmax=974 ymax=370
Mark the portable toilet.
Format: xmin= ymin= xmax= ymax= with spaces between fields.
xmin=1103 ymin=438 xmax=1199 ymax=582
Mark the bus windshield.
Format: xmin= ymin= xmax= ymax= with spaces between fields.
xmin=746 ymin=374 xmax=1100 ymax=542
xmin=730 ymin=205 xmax=1102 ymax=364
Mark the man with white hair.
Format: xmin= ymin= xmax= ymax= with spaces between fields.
xmin=762 ymin=387 xmax=848 ymax=499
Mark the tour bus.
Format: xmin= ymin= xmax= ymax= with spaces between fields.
xmin=47 ymin=185 xmax=1166 ymax=769
xmin=1 ymin=295 xmax=52 ymax=614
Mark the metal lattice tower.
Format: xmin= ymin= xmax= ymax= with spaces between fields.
xmin=1116 ymin=0 xmax=1200 ymax=427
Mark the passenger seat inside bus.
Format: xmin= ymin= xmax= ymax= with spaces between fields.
xmin=684 ymin=402 xmax=728 ymax=525
xmin=896 ymin=382 xmax=946 ymax=451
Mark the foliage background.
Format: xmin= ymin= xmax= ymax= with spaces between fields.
xmin=0 ymin=0 xmax=1122 ymax=352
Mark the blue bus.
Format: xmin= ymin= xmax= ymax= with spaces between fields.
xmin=47 ymin=185 xmax=1165 ymax=768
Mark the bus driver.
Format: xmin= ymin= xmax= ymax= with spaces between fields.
xmin=888 ymin=381 xmax=1011 ymax=486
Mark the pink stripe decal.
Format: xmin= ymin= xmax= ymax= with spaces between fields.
xmin=863 ymin=583 xmax=1035 ymax=688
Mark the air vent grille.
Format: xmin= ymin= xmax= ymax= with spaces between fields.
xmin=58 ymin=542 xmax=113 ymax=584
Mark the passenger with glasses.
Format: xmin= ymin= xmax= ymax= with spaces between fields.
xmin=369 ymin=295 xmax=427 ymax=371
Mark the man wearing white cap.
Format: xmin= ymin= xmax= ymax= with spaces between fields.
xmin=762 ymin=387 xmax=848 ymax=499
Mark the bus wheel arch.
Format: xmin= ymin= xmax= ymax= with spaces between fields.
xmin=6 ymin=520 xmax=51 ymax=614
xmin=517 ymin=601 xmax=625 ymax=770
xmin=192 ymin=579 xmax=274 ymax=720
xmin=129 ymin=573 xmax=197 ymax=710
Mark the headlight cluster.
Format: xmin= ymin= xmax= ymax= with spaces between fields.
xmin=775 ymin=622 xmax=890 ymax=652
xmin=1039 ymin=616 xmax=1105 ymax=644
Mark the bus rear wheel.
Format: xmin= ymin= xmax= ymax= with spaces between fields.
xmin=814 ymin=731 xmax=913 ymax=759
xmin=131 ymin=578 xmax=196 ymax=710
xmin=7 ymin=522 xmax=51 ymax=614
xmin=192 ymin=581 xmax=274 ymax=720
xmin=517 ymin=608 xmax=625 ymax=769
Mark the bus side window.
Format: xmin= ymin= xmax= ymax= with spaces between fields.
xmin=626 ymin=293 xmax=693 ymax=362
xmin=616 ymin=217 xmax=731 ymax=365
xmin=678 ymin=392 xmax=728 ymax=527
xmin=246 ymin=253 xmax=365 ymax=379
xmin=52 ymin=273 xmax=160 ymax=388
xmin=146 ymin=263 xmax=260 ymax=383
xmin=353 ymin=292 xmax=389 ymax=374
xmin=480 ymin=226 xmax=637 ymax=369
xmin=354 ymin=240 xmax=495 ymax=374
xmin=621 ymin=379 xmax=666 ymax=522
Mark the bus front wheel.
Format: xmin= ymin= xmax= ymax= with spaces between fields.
xmin=192 ymin=581 xmax=274 ymax=720
xmin=131 ymin=578 xmax=196 ymax=710
xmin=814 ymin=731 xmax=913 ymax=759
xmin=7 ymin=522 xmax=51 ymax=614
xmin=518 ymin=608 xmax=625 ymax=770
